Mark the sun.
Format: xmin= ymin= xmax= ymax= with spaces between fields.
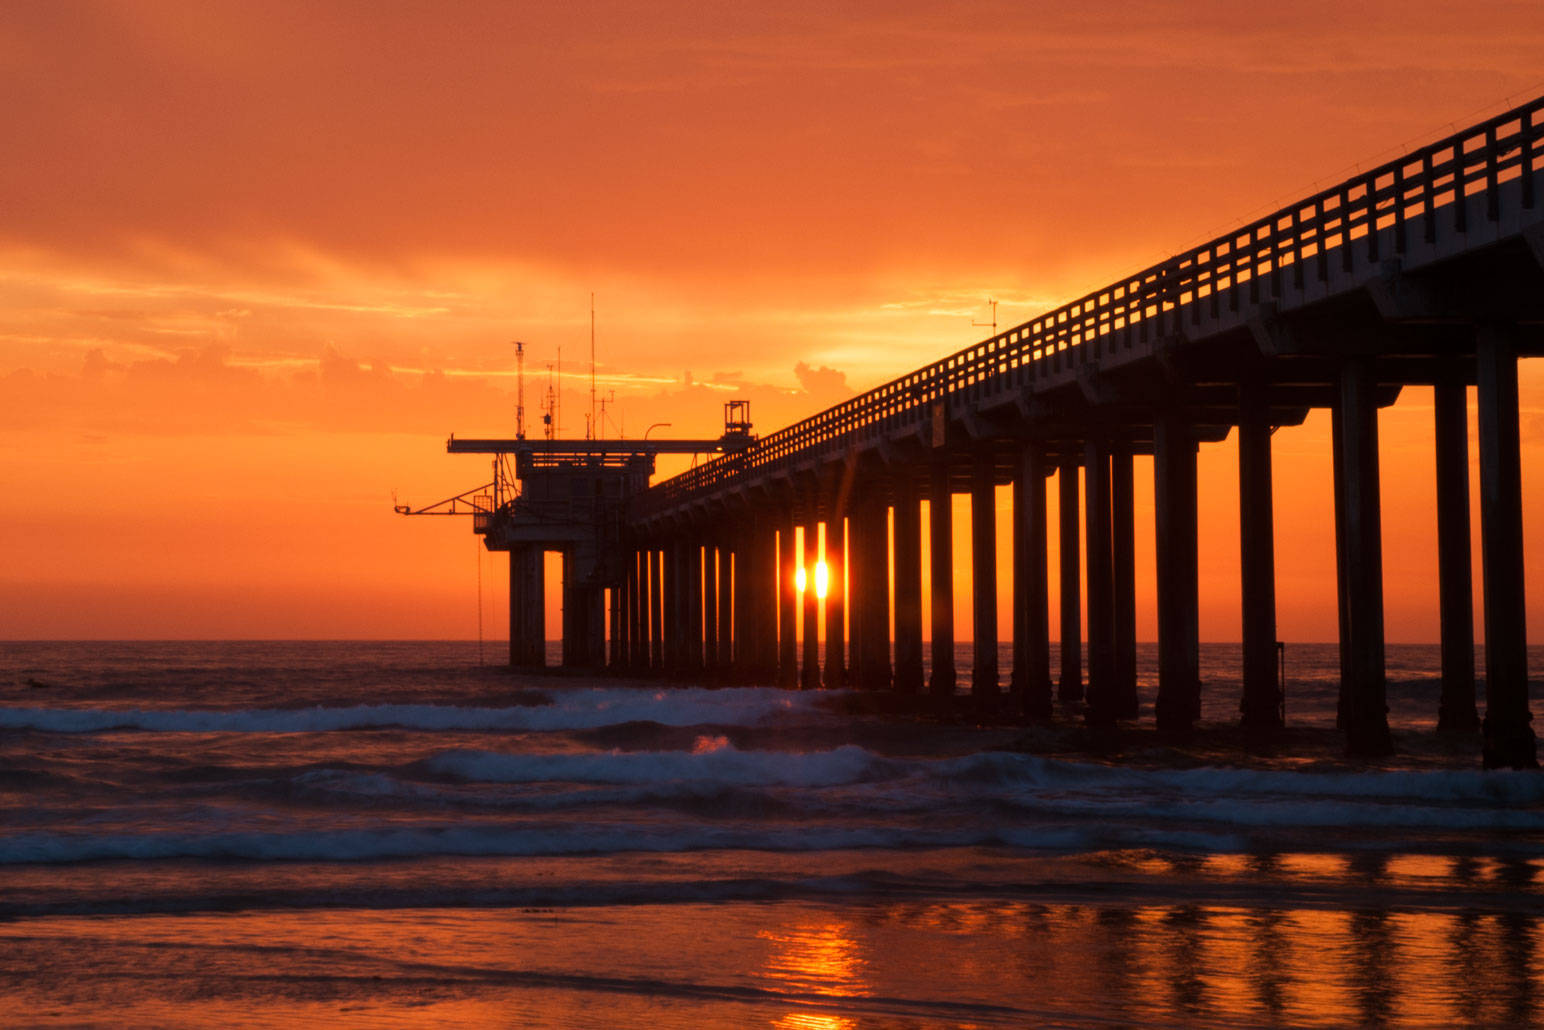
xmin=794 ymin=561 xmax=829 ymax=600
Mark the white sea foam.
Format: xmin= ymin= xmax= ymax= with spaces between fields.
xmin=296 ymin=745 xmax=1544 ymax=836
xmin=0 ymin=687 xmax=822 ymax=735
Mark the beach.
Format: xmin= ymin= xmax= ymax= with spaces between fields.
xmin=1 ymin=640 xmax=1540 ymax=1027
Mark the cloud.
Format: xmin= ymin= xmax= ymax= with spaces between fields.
xmin=793 ymin=361 xmax=854 ymax=406
xmin=0 ymin=343 xmax=857 ymax=444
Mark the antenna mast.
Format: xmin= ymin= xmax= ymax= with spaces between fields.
xmin=972 ymin=298 xmax=999 ymax=336
xmin=589 ymin=293 xmax=597 ymax=440
xmin=543 ymin=362 xmax=556 ymax=440
xmin=514 ymin=340 xmax=526 ymax=440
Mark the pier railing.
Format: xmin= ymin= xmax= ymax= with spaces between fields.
xmin=637 ymin=96 xmax=1544 ymax=517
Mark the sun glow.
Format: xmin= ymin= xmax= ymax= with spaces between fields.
xmin=795 ymin=562 xmax=829 ymax=599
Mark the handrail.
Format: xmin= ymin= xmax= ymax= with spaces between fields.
xmin=636 ymin=96 xmax=1544 ymax=519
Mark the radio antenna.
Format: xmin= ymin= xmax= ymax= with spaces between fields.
xmin=971 ymin=298 xmax=999 ymax=336
xmin=514 ymin=340 xmax=526 ymax=440
xmin=589 ymin=293 xmax=597 ymax=440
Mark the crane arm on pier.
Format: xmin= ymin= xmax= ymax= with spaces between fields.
xmin=391 ymin=482 xmax=497 ymax=517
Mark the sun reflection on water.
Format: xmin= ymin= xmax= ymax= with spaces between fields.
xmin=758 ymin=921 xmax=869 ymax=999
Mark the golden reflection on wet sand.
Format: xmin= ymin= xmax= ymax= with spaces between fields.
xmin=0 ymin=865 xmax=1541 ymax=1028
xmin=758 ymin=921 xmax=869 ymax=999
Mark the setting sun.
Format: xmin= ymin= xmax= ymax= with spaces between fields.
xmin=796 ymin=561 xmax=830 ymax=600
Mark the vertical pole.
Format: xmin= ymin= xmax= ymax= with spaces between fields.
xmin=802 ymin=514 xmax=821 ymax=689
xmin=561 ymin=550 xmax=581 ymax=668
xmin=971 ymin=449 xmax=1000 ymax=696
xmin=893 ymin=472 xmax=925 ymax=693
xmin=732 ymin=531 xmax=753 ymax=681
xmin=754 ymin=520 xmax=779 ymax=682
xmin=717 ymin=541 xmax=734 ymax=671
xmin=1333 ymin=359 xmax=1390 ymax=754
xmin=1154 ymin=411 xmax=1200 ymax=731
xmin=668 ymin=540 xmax=686 ymax=674
xmin=684 ymin=542 xmax=704 ymax=676
xmin=848 ymin=497 xmax=866 ymax=690
xmin=1476 ymin=325 xmax=1537 ymax=768
xmin=1239 ymin=378 xmax=1284 ymax=732
xmin=650 ymin=548 xmax=664 ymax=672
xmin=928 ymin=459 xmax=957 ymax=695
xmin=609 ymin=582 xmax=624 ymax=669
xmin=1084 ymin=438 xmax=1117 ymax=725
xmin=702 ymin=543 xmax=719 ymax=677
xmin=1058 ymin=456 xmax=1084 ymax=701
xmin=645 ymin=549 xmax=657 ymax=671
xmin=1013 ymin=445 xmax=1053 ymax=720
xmin=778 ymin=512 xmax=798 ymax=687
xmin=510 ymin=545 xmax=545 ymax=668
xmin=858 ymin=496 xmax=893 ymax=691
xmin=1434 ymin=370 xmax=1479 ymax=731
xmin=824 ymin=503 xmax=847 ymax=688
xmin=1112 ymin=442 xmax=1139 ymax=720
xmin=508 ymin=547 xmax=522 ymax=669
xmin=1331 ymin=402 xmax=1351 ymax=725
xmin=585 ymin=582 xmax=606 ymax=668
xmin=629 ymin=549 xmax=644 ymax=670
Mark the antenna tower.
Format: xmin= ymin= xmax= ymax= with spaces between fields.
xmin=589 ymin=293 xmax=597 ymax=440
xmin=514 ymin=340 xmax=526 ymax=440
xmin=543 ymin=362 xmax=556 ymax=440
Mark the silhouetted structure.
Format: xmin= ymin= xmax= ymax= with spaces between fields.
xmin=422 ymin=99 xmax=1544 ymax=769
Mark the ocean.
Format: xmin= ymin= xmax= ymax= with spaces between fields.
xmin=1 ymin=640 xmax=1541 ymax=1028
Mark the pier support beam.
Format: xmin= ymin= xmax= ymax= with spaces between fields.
xmin=747 ymin=521 xmax=779 ymax=683
xmin=731 ymin=531 xmax=752 ymax=680
xmin=649 ymin=548 xmax=663 ymax=672
xmin=778 ymin=514 xmax=798 ymax=687
xmin=1012 ymin=445 xmax=1053 ymax=721
xmin=1476 ymin=325 xmax=1537 ymax=768
xmin=1239 ymin=379 xmax=1284 ymax=732
xmin=971 ymin=450 xmax=1000 ymax=697
xmin=892 ymin=473 xmax=925 ymax=694
xmin=509 ymin=545 xmax=545 ymax=668
xmin=1058 ymin=456 xmax=1083 ymax=702
xmin=562 ymin=551 xmax=581 ymax=668
xmin=802 ymin=515 xmax=821 ymax=689
xmin=1154 ymin=411 xmax=1200 ymax=732
xmin=1333 ymin=359 xmax=1391 ymax=755
xmin=1434 ymin=370 xmax=1479 ymax=732
xmin=1084 ymin=438 xmax=1117 ymax=725
xmin=584 ymin=582 xmax=606 ymax=668
xmin=850 ymin=495 xmax=891 ymax=691
xmin=824 ymin=502 xmax=847 ymax=689
xmin=666 ymin=541 xmax=684 ymax=673
xmin=717 ymin=542 xmax=733 ymax=671
xmin=1112 ymin=442 xmax=1139 ymax=720
xmin=691 ymin=543 xmax=707 ymax=673
xmin=628 ymin=549 xmax=645 ymax=671
xmin=562 ymin=553 xmax=606 ymax=670
xmin=703 ymin=543 xmax=719 ymax=678
xmin=928 ymin=459 xmax=957 ymax=695
xmin=609 ymin=581 xmax=625 ymax=669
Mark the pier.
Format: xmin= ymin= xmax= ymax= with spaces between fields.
xmin=418 ymin=98 xmax=1544 ymax=769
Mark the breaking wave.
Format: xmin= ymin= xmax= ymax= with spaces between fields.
xmin=0 ymin=687 xmax=821 ymax=735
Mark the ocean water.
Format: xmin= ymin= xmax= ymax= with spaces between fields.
xmin=1 ymin=640 xmax=1541 ymax=1028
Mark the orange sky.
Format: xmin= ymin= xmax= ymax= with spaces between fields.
xmin=4 ymin=1 xmax=1544 ymax=642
